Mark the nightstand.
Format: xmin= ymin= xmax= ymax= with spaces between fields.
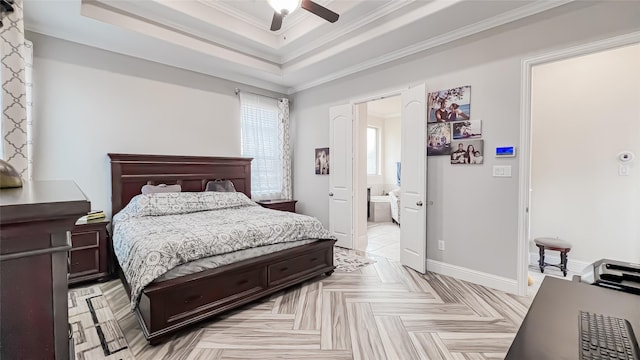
xmin=68 ymin=217 xmax=111 ymax=285
xmin=256 ymin=199 xmax=297 ymax=213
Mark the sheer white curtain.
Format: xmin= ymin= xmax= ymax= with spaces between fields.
xmin=240 ymin=92 xmax=287 ymax=200
xmin=277 ymin=98 xmax=291 ymax=199
xmin=1 ymin=0 xmax=33 ymax=179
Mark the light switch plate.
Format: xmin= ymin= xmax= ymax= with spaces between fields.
xmin=493 ymin=165 xmax=512 ymax=177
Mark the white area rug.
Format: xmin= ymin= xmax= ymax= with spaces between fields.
xmin=334 ymin=247 xmax=377 ymax=272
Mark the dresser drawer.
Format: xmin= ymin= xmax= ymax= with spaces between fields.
xmin=69 ymin=248 xmax=99 ymax=276
xmin=268 ymin=250 xmax=330 ymax=286
xmin=163 ymin=267 xmax=267 ymax=323
xmin=71 ymin=231 xmax=99 ymax=248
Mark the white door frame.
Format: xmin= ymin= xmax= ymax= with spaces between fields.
xmin=351 ymin=87 xmax=406 ymax=251
xmin=516 ymin=31 xmax=640 ymax=296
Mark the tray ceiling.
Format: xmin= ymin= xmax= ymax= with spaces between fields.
xmin=24 ymin=0 xmax=572 ymax=94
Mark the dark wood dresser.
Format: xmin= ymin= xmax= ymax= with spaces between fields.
xmin=0 ymin=181 xmax=90 ymax=360
xmin=256 ymin=199 xmax=297 ymax=213
xmin=69 ymin=218 xmax=111 ymax=285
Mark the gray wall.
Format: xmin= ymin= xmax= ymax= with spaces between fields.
xmin=291 ymin=2 xmax=640 ymax=279
xmin=28 ymin=32 xmax=285 ymax=217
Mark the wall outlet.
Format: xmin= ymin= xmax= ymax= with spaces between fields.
xmin=438 ymin=240 xmax=445 ymax=251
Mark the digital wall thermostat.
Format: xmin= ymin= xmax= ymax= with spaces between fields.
xmin=496 ymin=146 xmax=516 ymax=158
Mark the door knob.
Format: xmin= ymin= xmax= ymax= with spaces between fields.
xmin=329 ymin=192 xmax=334 ymax=197
xmin=416 ymin=201 xmax=423 ymax=206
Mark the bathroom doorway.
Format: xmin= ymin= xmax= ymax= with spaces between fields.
xmin=363 ymin=95 xmax=402 ymax=261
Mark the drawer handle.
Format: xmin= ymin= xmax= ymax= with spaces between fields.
xmin=311 ymin=257 xmax=318 ymax=262
xmin=280 ymin=267 xmax=289 ymax=272
xmin=184 ymin=295 xmax=202 ymax=304
xmin=237 ymin=279 xmax=249 ymax=286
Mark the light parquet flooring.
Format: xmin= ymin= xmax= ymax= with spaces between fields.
xmin=98 ymin=251 xmax=532 ymax=360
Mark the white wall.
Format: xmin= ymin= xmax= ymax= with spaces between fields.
xmin=291 ymin=2 xmax=640 ymax=279
xmin=29 ymin=33 xmax=285 ymax=217
xmin=384 ymin=116 xmax=401 ymax=193
xmin=366 ymin=115 xmax=385 ymax=195
xmin=530 ymin=44 xmax=640 ymax=265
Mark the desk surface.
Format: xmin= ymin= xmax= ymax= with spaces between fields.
xmin=506 ymin=277 xmax=640 ymax=360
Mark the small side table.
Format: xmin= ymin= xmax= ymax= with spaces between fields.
xmin=68 ymin=217 xmax=111 ymax=285
xmin=256 ymin=199 xmax=297 ymax=213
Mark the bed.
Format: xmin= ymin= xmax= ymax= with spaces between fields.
xmin=108 ymin=153 xmax=336 ymax=345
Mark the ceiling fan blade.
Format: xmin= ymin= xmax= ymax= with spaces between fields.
xmin=301 ymin=0 xmax=339 ymax=23
xmin=270 ymin=12 xmax=283 ymax=31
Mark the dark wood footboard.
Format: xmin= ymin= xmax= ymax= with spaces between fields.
xmin=125 ymin=239 xmax=335 ymax=344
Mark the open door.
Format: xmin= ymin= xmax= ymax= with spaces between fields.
xmin=329 ymin=104 xmax=353 ymax=248
xmin=400 ymin=84 xmax=427 ymax=273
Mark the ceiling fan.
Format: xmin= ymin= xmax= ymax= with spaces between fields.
xmin=268 ymin=0 xmax=339 ymax=31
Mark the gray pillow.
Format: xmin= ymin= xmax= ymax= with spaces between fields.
xmin=205 ymin=180 xmax=236 ymax=192
xmin=141 ymin=184 xmax=182 ymax=195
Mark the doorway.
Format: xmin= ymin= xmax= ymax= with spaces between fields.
xmin=526 ymin=43 xmax=640 ymax=293
xmin=518 ymin=34 xmax=640 ymax=296
xmin=362 ymin=96 xmax=402 ymax=261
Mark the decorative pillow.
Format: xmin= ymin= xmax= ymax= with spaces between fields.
xmin=141 ymin=184 xmax=182 ymax=195
xmin=123 ymin=191 xmax=256 ymax=217
xmin=205 ymin=180 xmax=236 ymax=192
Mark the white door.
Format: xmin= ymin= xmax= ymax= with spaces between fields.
xmin=400 ymin=84 xmax=427 ymax=273
xmin=329 ymin=104 xmax=353 ymax=248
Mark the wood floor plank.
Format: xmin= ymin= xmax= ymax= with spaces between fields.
xmin=370 ymin=302 xmax=476 ymax=316
xmin=408 ymin=332 xmax=455 ymax=360
xmin=346 ymin=302 xmax=387 ymax=360
xmin=320 ymin=291 xmax=352 ymax=350
xmin=276 ymin=285 xmax=303 ymax=314
xmin=375 ymin=316 xmax=419 ymax=360
xmin=403 ymin=318 xmax=517 ymax=333
xmin=438 ymin=333 xmax=515 ymax=353
xmin=198 ymin=329 xmax=320 ymax=350
xmin=135 ymin=328 xmax=204 ymax=360
xmin=294 ymin=281 xmax=323 ymax=330
xmin=482 ymin=352 xmax=508 ymax=359
xmin=220 ymin=349 xmax=352 ymax=359
xmin=343 ymin=291 xmax=438 ymax=304
xmin=185 ymin=348 xmax=223 ymax=360
xmin=203 ymin=317 xmax=294 ymax=331
xmin=463 ymin=352 xmax=487 ymax=360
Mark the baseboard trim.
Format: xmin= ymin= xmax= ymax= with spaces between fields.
xmin=426 ymin=259 xmax=518 ymax=295
xmin=528 ymin=252 xmax=591 ymax=274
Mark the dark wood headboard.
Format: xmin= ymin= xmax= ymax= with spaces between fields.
xmin=108 ymin=154 xmax=252 ymax=215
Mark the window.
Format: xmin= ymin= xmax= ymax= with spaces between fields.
xmin=367 ymin=126 xmax=379 ymax=175
xmin=240 ymin=93 xmax=282 ymax=200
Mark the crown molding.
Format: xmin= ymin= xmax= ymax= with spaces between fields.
xmin=281 ymin=0 xmax=412 ymax=63
xmin=288 ymin=0 xmax=574 ymax=93
xmin=198 ymin=0 xmax=267 ymax=31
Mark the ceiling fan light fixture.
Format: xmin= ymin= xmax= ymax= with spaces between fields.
xmin=268 ymin=0 xmax=300 ymax=15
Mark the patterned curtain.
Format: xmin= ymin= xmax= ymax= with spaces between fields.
xmin=278 ymin=98 xmax=292 ymax=199
xmin=1 ymin=0 xmax=33 ymax=179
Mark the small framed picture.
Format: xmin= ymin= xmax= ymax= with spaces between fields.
xmin=427 ymin=86 xmax=472 ymax=123
xmin=450 ymin=139 xmax=484 ymax=165
xmin=315 ymin=147 xmax=330 ymax=174
xmin=452 ymin=120 xmax=482 ymax=139
xmin=427 ymin=123 xmax=452 ymax=156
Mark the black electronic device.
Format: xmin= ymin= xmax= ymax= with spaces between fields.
xmin=581 ymin=259 xmax=640 ymax=295
xmin=579 ymin=311 xmax=640 ymax=360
